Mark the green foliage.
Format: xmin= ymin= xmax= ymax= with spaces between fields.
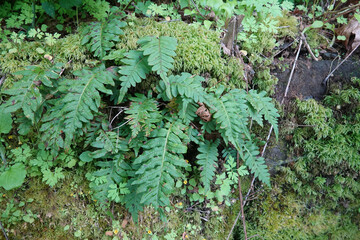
xmin=117 ymin=50 xmax=150 ymax=102
xmin=125 ymin=94 xmax=162 ymax=138
xmin=132 ymin=119 xmax=189 ymax=210
xmin=81 ymin=16 xmax=127 ymax=59
xmin=283 ymin=78 xmax=360 ymax=208
xmin=116 ymin=18 xmax=245 ymax=88
xmin=41 ymin=64 xmax=116 ymax=150
xmin=196 ymin=140 xmax=220 ymax=192
xmin=2 ymin=65 xmax=61 ymax=124
xmin=0 ymin=163 xmax=26 ymax=190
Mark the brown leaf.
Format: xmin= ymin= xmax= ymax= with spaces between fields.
xmin=121 ymin=219 xmax=128 ymax=228
xmin=196 ymin=102 xmax=211 ymax=122
xmin=336 ymin=18 xmax=360 ymax=51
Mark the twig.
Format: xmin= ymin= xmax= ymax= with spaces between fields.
xmin=227 ymin=152 xmax=248 ymax=240
xmin=281 ymin=38 xmax=303 ymax=105
xmin=112 ymin=119 xmax=131 ymax=130
xmin=301 ymin=32 xmax=319 ymax=61
xmin=0 ymin=74 xmax=6 ymax=88
xmin=0 ymin=220 xmax=9 ymax=240
xmin=109 ymin=108 xmax=125 ymax=129
xmin=190 ymin=0 xmax=206 ymax=19
xmin=322 ymin=43 xmax=360 ymax=85
xmin=273 ymin=41 xmax=294 ymax=58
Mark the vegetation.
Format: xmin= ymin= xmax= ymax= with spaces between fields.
xmin=0 ymin=0 xmax=359 ymax=239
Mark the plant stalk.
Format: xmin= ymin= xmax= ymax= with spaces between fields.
xmin=236 ymin=151 xmax=248 ymax=240
xmin=0 ymin=220 xmax=9 ymax=240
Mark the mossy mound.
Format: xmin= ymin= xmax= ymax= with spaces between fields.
xmin=0 ymin=34 xmax=90 ymax=88
xmin=117 ymin=18 xmax=245 ymax=89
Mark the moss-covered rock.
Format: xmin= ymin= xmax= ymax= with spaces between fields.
xmin=117 ymin=18 xmax=246 ymax=89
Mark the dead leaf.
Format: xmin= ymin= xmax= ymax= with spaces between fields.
xmin=336 ymin=18 xmax=360 ymax=52
xmin=121 ymin=219 xmax=128 ymax=228
xmin=196 ymin=102 xmax=211 ymax=122
xmin=105 ymin=231 xmax=113 ymax=236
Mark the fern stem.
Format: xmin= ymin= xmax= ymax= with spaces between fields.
xmin=0 ymin=220 xmax=9 ymax=240
xmin=237 ymin=151 xmax=248 ymax=240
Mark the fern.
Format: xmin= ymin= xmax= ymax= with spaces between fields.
xmin=81 ymin=16 xmax=126 ymax=59
xmin=246 ymin=90 xmax=280 ymax=138
xmin=125 ymin=94 xmax=162 ymax=138
xmin=41 ymin=64 xmax=116 ymax=150
xmin=242 ymin=140 xmax=270 ymax=186
xmin=81 ymin=130 xmax=130 ymax=203
xmin=138 ymin=36 xmax=178 ymax=98
xmin=131 ymin=119 xmax=189 ymax=209
xmin=197 ymin=139 xmax=220 ymax=192
xmin=117 ymin=50 xmax=151 ymax=103
xmin=208 ymin=86 xmax=250 ymax=148
xmin=1 ymin=65 xmax=61 ymax=123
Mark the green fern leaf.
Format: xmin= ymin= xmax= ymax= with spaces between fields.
xmin=138 ymin=36 xmax=178 ymax=98
xmin=41 ymin=64 xmax=116 ymax=150
xmin=2 ymin=65 xmax=61 ymax=123
xmin=117 ymin=50 xmax=151 ymax=103
xmin=242 ymin=140 xmax=270 ymax=186
xmin=157 ymin=73 xmax=207 ymax=102
xmin=131 ymin=119 xmax=189 ymax=209
xmin=125 ymin=94 xmax=162 ymax=138
xmin=197 ymin=139 xmax=220 ymax=192
xmin=81 ymin=18 xmax=127 ymax=59
xmin=246 ymin=90 xmax=280 ymax=138
xmin=209 ymin=87 xmax=250 ymax=148
xmin=81 ymin=130 xmax=130 ymax=203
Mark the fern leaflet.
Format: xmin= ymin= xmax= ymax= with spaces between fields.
xmin=197 ymin=139 xmax=220 ymax=192
xmin=131 ymin=119 xmax=189 ymax=209
xmin=2 ymin=65 xmax=61 ymax=123
xmin=117 ymin=50 xmax=151 ymax=103
xmin=41 ymin=64 xmax=116 ymax=150
xmin=81 ymin=17 xmax=126 ymax=59
xmin=125 ymin=94 xmax=162 ymax=138
xmin=138 ymin=36 xmax=178 ymax=98
xmin=81 ymin=130 xmax=130 ymax=203
xmin=246 ymin=90 xmax=280 ymax=138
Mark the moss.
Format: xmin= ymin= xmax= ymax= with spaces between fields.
xmin=275 ymin=12 xmax=299 ymax=39
xmin=116 ymin=18 xmax=245 ymax=89
xmin=0 ymin=34 xmax=90 ymax=88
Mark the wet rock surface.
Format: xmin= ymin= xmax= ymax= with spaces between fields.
xmin=273 ymin=57 xmax=360 ymax=102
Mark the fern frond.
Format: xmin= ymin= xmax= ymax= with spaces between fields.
xmin=208 ymin=87 xmax=249 ymax=148
xmin=41 ymin=64 xmax=116 ymax=150
xmin=176 ymin=97 xmax=198 ymax=124
xmin=242 ymin=140 xmax=270 ymax=186
xmin=157 ymin=73 xmax=207 ymax=102
xmin=125 ymin=94 xmax=162 ymax=138
xmin=197 ymin=139 xmax=220 ymax=192
xmin=131 ymin=119 xmax=189 ymax=209
xmin=2 ymin=65 xmax=61 ymax=123
xmin=81 ymin=17 xmax=126 ymax=59
xmin=81 ymin=130 xmax=130 ymax=203
xmin=246 ymin=90 xmax=280 ymax=138
xmin=138 ymin=36 xmax=177 ymax=98
xmin=117 ymin=50 xmax=151 ymax=103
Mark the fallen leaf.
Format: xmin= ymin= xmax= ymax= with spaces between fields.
xmin=336 ymin=18 xmax=360 ymax=52
xmin=121 ymin=219 xmax=128 ymax=228
xmin=105 ymin=231 xmax=113 ymax=236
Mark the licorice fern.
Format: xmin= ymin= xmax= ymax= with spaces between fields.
xmin=139 ymin=36 xmax=178 ymax=98
xmin=117 ymin=50 xmax=151 ymax=103
xmin=1 ymin=65 xmax=61 ymax=123
xmin=41 ymin=64 xmax=116 ymax=150
xmin=81 ymin=130 xmax=130 ymax=203
xmin=81 ymin=16 xmax=127 ymax=59
xmin=131 ymin=119 xmax=189 ymax=210
xmin=125 ymin=93 xmax=162 ymax=138
xmin=197 ymin=139 xmax=220 ymax=192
